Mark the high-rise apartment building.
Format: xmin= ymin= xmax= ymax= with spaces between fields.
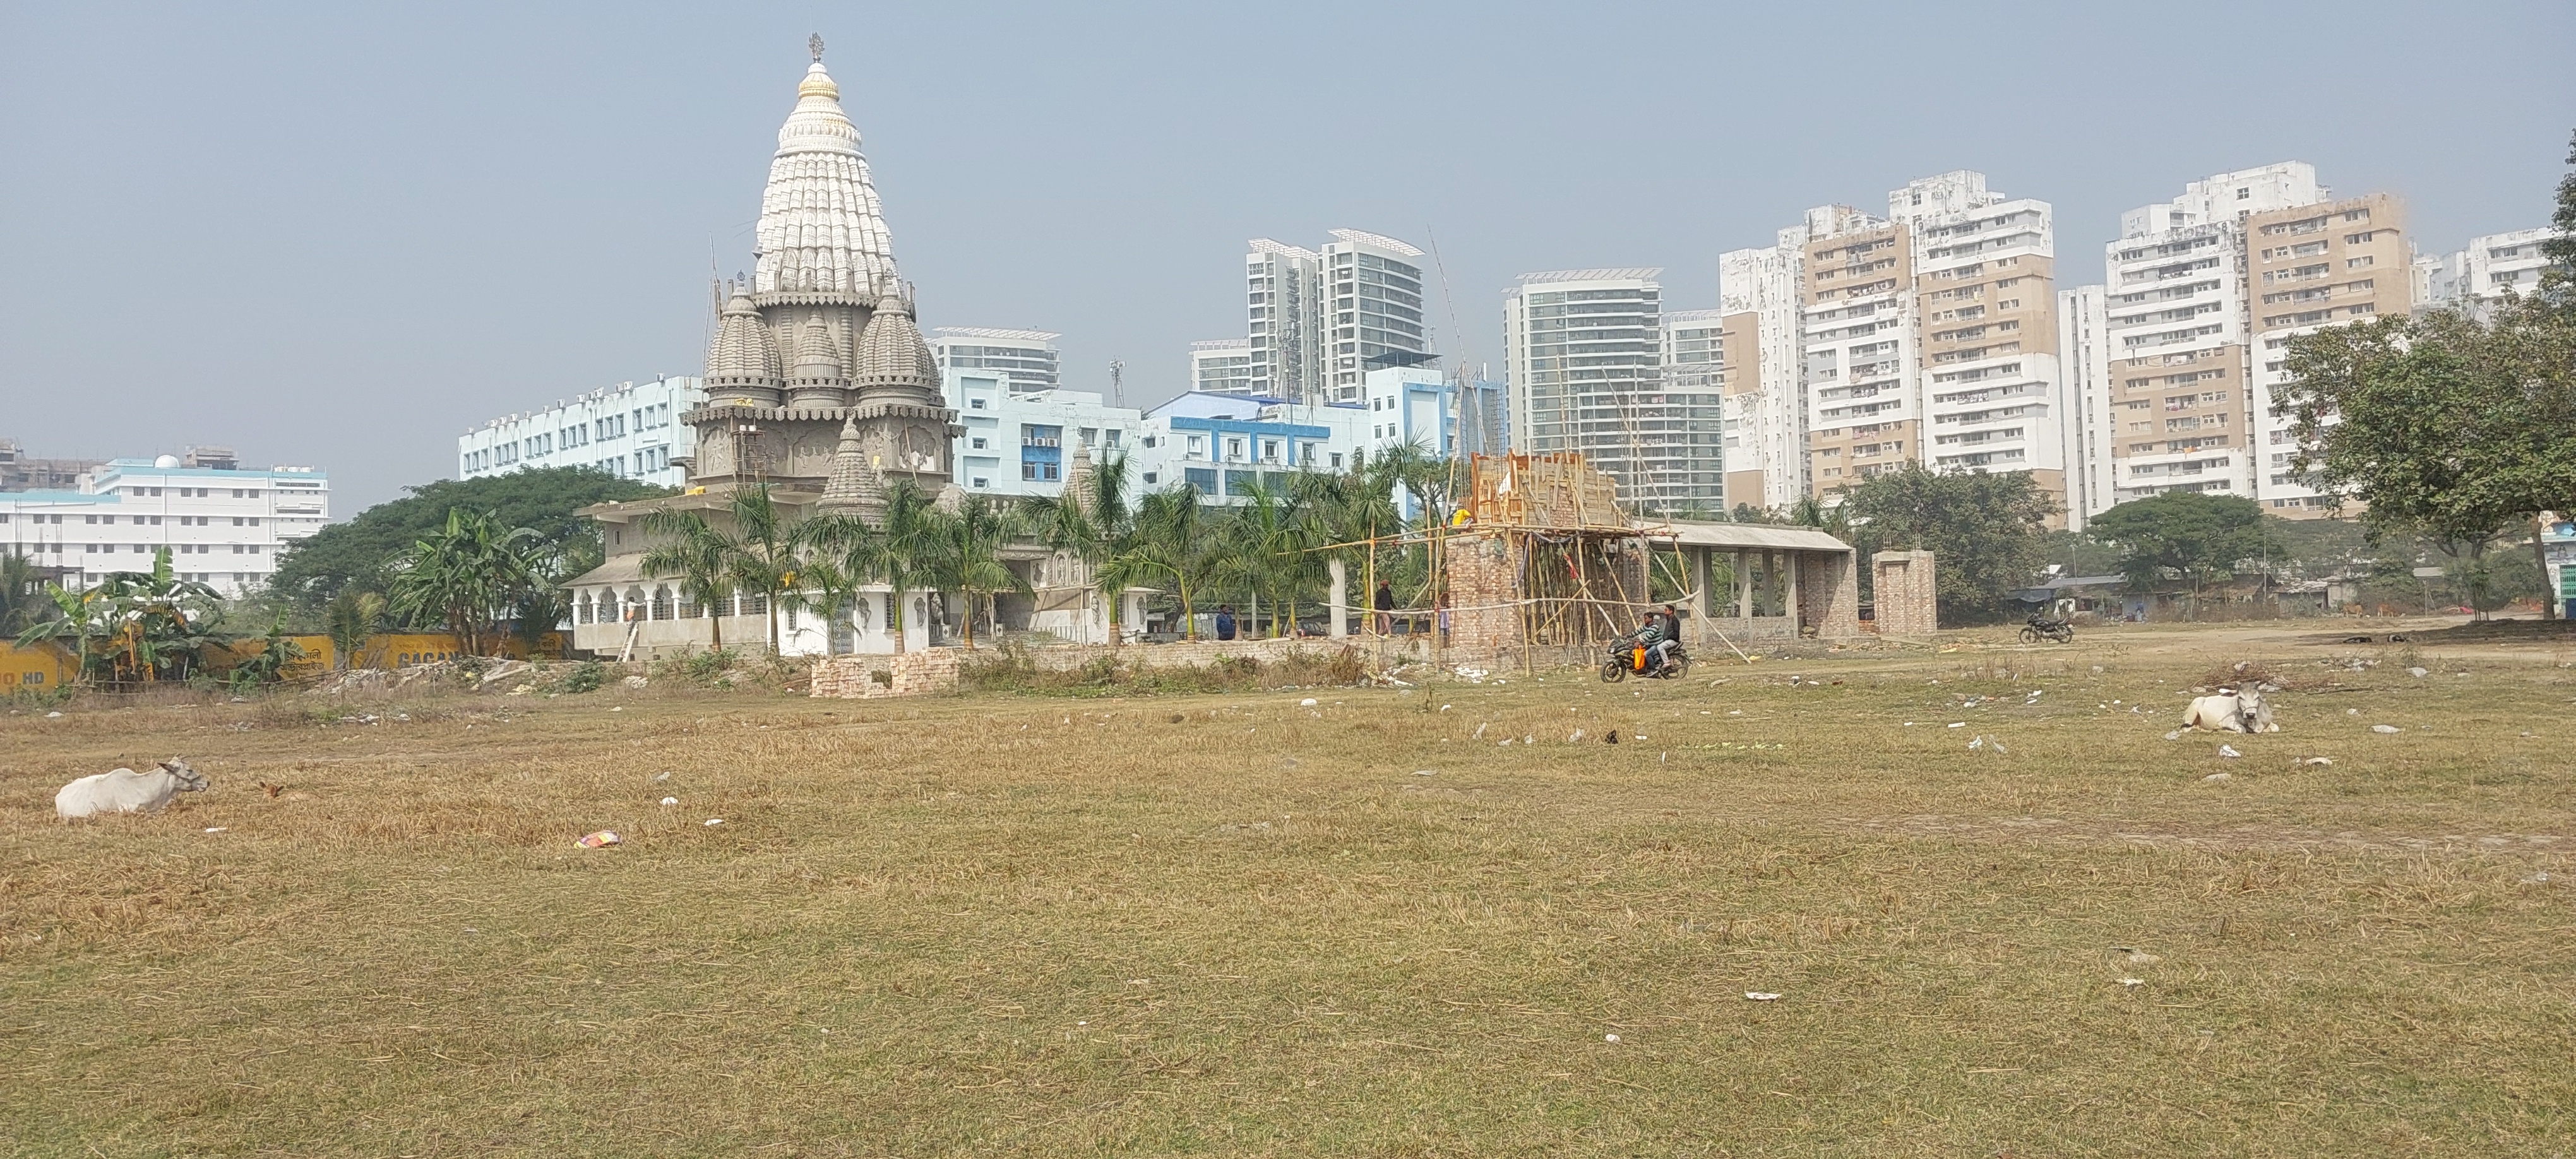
xmin=1318 ymin=229 xmax=1434 ymax=402
xmin=2056 ymin=284 xmax=2114 ymax=529
xmin=1899 ymin=174 xmax=2065 ymax=492
xmin=2067 ymin=162 xmax=2414 ymax=520
xmin=929 ymin=328 xmax=1061 ymax=392
xmin=2417 ymin=227 xmax=2556 ymax=316
xmin=1241 ymin=230 xmax=1435 ymax=405
xmin=1188 ymin=339 xmax=1257 ymax=395
xmin=2246 ymin=193 xmax=2410 ymax=514
xmin=1245 ymin=240 xmax=1324 ymax=402
xmin=1505 ymin=268 xmax=1722 ymax=514
xmin=1716 ymin=238 xmax=1805 ymax=509
xmin=1716 ymin=171 xmax=2067 ymax=516
xmin=2090 ymin=163 xmax=2320 ymax=511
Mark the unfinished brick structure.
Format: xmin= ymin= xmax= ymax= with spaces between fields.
xmin=1872 ymin=550 xmax=1939 ymax=636
xmin=811 ymin=648 xmax=964 ymax=698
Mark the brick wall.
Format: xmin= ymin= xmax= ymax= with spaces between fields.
xmin=1798 ymin=552 xmax=1864 ymax=638
xmin=811 ymin=648 xmax=964 ymax=699
xmin=1445 ymin=533 xmax=1522 ymax=660
xmin=1873 ymin=550 xmax=1939 ymax=636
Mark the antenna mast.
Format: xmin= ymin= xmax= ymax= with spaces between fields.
xmin=1109 ymin=359 xmax=1125 ymax=407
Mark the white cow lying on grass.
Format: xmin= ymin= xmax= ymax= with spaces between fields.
xmin=2181 ymin=686 xmax=2277 ymax=734
xmin=56 ymin=759 xmax=209 ymax=820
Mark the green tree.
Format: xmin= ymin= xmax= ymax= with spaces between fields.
xmin=2540 ymin=127 xmax=2576 ymax=309
xmin=0 ymin=552 xmax=46 ymax=638
xmin=921 ymin=493 xmax=1030 ymax=648
xmin=17 ymin=550 xmax=227 ymax=684
xmin=323 ymin=589 xmax=386 ymax=670
xmin=639 ymin=486 xmax=801 ymax=655
xmin=802 ymin=478 xmax=941 ymax=653
xmin=1115 ymin=485 xmax=1217 ymax=639
xmin=386 ymin=509 xmax=546 ymax=657
xmin=2085 ymin=492 xmax=2280 ymax=612
xmin=1025 ymin=452 xmax=1139 ymax=641
xmin=1837 ymin=465 xmax=2056 ymax=623
xmin=270 ymin=467 xmax=671 ymax=613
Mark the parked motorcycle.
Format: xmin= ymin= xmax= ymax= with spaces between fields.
xmin=2019 ymin=615 xmax=2075 ymax=645
xmin=1601 ymin=635 xmax=1691 ymax=682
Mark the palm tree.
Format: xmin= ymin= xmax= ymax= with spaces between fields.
xmin=921 ymin=493 xmax=1031 ymax=648
xmin=782 ymin=556 xmax=864 ymax=655
xmin=803 ymin=478 xmax=941 ymax=653
xmin=1209 ymin=480 xmax=1308 ymax=636
xmin=0 ymin=552 xmax=45 ymax=638
xmin=1114 ymin=484 xmax=1217 ymax=639
xmin=640 ymin=486 xmax=803 ymax=655
xmin=1027 ymin=452 xmax=1142 ymax=640
xmin=323 ymin=589 xmax=386 ymax=670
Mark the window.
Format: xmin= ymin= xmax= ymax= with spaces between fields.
xmin=970 ymin=477 xmax=990 ymax=488
xmin=969 ymin=398 xmax=986 ymax=410
xmin=970 ymin=437 xmax=987 ymax=450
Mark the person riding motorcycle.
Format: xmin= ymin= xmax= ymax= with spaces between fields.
xmin=1638 ymin=603 xmax=1683 ymax=675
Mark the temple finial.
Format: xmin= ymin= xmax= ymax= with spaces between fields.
xmin=808 ymin=33 xmax=825 ymax=62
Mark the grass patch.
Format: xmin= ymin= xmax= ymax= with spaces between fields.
xmin=962 ymin=643 xmax=1366 ymax=698
xmin=4 ymin=625 xmax=2573 ymax=1153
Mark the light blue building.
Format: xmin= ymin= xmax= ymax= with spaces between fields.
xmin=458 ymin=376 xmax=703 ymax=488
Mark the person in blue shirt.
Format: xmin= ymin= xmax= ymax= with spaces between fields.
xmin=1214 ymin=605 xmax=1236 ymax=641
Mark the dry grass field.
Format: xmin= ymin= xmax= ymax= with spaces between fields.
xmin=4 ymin=622 xmax=2574 ymax=1156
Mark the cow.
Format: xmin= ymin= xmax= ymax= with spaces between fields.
xmin=2181 ymin=686 xmax=2277 ymax=734
xmin=56 ymin=759 xmax=209 ymax=820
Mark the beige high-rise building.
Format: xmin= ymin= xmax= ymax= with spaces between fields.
xmin=1800 ymin=210 xmax=1916 ymax=492
xmin=2246 ymin=193 xmax=2409 ymax=515
xmin=1715 ymin=171 xmax=2069 ymax=518
xmin=2069 ymin=163 xmax=2412 ymax=521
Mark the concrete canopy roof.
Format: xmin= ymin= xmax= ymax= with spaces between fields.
xmin=1649 ymin=520 xmax=1854 ymax=554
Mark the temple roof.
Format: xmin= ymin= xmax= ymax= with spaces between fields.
xmin=753 ymin=57 xmax=898 ymax=298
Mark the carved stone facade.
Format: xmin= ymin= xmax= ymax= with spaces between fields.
xmin=683 ymin=51 xmax=959 ymax=501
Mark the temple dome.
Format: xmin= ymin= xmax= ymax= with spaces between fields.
xmin=854 ymin=296 xmax=939 ymax=393
xmin=705 ymin=287 xmax=781 ymax=384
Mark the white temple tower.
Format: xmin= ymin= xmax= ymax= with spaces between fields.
xmin=684 ymin=39 xmax=958 ymax=506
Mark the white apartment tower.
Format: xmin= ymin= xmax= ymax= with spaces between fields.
xmin=929 ymin=328 xmax=1062 ymax=392
xmin=2417 ymin=227 xmax=2555 ymax=316
xmin=2056 ymin=284 xmax=2114 ymax=529
xmin=1896 ymin=173 xmax=2066 ymax=495
xmin=1242 ymin=230 xmax=1436 ymax=405
xmin=1715 ymin=237 xmax=1805 ymax=509
xmin=1244 ymin=240 xmax=1324 ymax=402
xmin=1318 ymin=229 xmax=1434 ymax=402
xmin=1655 ymin=310 xmax=1732 ymax=513
xmin=1505 ymin=269 xmax=1711 ymax=513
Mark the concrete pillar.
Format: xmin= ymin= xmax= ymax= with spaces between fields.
xmin=1328 ymin=557 xmax=1349 ymax=639
xmin=1691 ymin=547 xmax=1714 ymax=645
xmin=1737 ymin=549 xmax=1753 ymax=627
xmin=1788 ymin=552 xmax=1804 ymax=633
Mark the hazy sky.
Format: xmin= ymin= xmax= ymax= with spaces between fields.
xmin=4 ymin=1 xmax=2570 ymax=511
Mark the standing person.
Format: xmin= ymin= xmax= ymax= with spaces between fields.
xmin=1214 ymin=605 xmax=1236 ymax=641
xmin=1374 ymin=581 xmax=1395 ymax=636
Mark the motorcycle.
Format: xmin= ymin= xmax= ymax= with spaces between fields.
xmin=2019 ymin=615 xmax=2075 ymax=645
xmin=1601 ymin=634 xmax=1690 ymax=682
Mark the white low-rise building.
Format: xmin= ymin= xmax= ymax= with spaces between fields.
xmin=1 ymin=452 xmax=328 ymax=593
xmin=458 ymin=376 xmax=703 ymax=487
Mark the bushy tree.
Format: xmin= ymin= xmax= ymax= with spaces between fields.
xmin=1837 ymin=465 xmax=2057 ymax=622
xmin=2085 ymin=492 xmax=2280 ymax=609
xmin=270 ymin=467 xmax=671 ymax=612
xmin=386 ymin=509 xmax=547 ymax=657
